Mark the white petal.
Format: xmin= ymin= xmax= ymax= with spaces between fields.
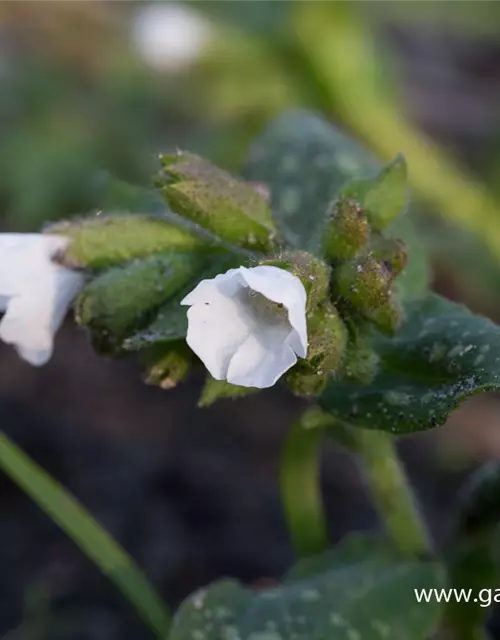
xmin=0 ymin=234 xmax=84 ymax=366
xmin=184 ymin=284 xmax=251 ymax=379
xmin=227 ymin=333 xmax=297 ymax=389
xmin=132 ymin=3 xmax=212 ymax=72
xmin=239 ymin=265 xmax=308 ymax=357
xmin=180 ymin=269 xmax=243 ymax=306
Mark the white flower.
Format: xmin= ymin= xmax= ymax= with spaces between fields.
xmin=0 ymin=234 xmax=84 ymax=366
xmin=132 ymin=3 xmax=212 ymax=72
xmin=181 ymin=266 xmax=308 ymax=389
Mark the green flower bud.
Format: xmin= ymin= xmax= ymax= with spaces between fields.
xmin=198 ymin=377 xmax=258 ymax=407
xmin=48 ymin=214 xmax=216 ymax=270
xmin=259 ymin=251 xmax=330 ymax=312
xmin=139 ymin=342 xmax=191 ymax=389
xmin=286 ymin=302 xmax=347 ymax=398
xmin=156 ymin=152 xmax=276 ymax=252
xmin=368 ymin=234 xmax=408 ymax=279
xmin=76 ymin=252 xmax=207 ymax=355
xmin=335 ymin=255 xmax=392 ymax=313
xmin=321 ymin=197 xmax=369 ymax=261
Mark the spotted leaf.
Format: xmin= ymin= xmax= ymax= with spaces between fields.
xmin=319 ymin=294 xmax=500 ymax=434
xmin=169 ymin=535 xmax=442 ymax=640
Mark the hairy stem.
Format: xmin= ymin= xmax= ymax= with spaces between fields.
xmin=280 ymin=407 xmax=331 ymax=557
xmin=353 ymin=428 xmax=432 ymax=557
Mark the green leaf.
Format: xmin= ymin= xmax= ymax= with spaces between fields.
xmin=169 ymin=580 xmax=251 ymax=640
xmin=388 ymin=212 xmax=430 ymax=301
xmin=48 ymin=213 xmax=225 ymax=270
xmin=243 ymin=111 xmax=429 ymax=300
xmin=157 ymin=152 xmax=276 ymax=252
xmin=198 ymin=377 xmax=258 ymax=407
xmin=76 ymin=253 xmax=209 ymax=355
xmin=340 ymin=155 xmax=409 ymax=230
xmin=0 ymin=432 xmax=171 ymax=638
xmin=170 ymin=534 xmax=443 ymax=640
xmin=243 ymin=109 xmax=379 ymax=251
xmin=444 ymin=462 xmax=500 ymax=639
xmin=319 ymin=294 xmax=500 ymax=434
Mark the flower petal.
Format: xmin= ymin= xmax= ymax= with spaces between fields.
xmin=0 ymin=234 xmax=84 ymax=365
xmin=132 ymin=3 xmax=211 ymax=72
xmin=180 ymin=269 xmax=243 ymax=306
xmin=184 ymin=282 xmax=252 ymax=379
xmin=239 ymin=265 xmax=308 ymax=357
xmin=227 ymin=333 xmax=297 ymax=388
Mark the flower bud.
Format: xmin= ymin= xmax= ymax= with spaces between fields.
xmin=48 ymin=214 xmax=214 ymax=270
xmin=335 ymin=255 xmax=392 ymax=313
xmin=156 ymin=152 xmax=276 ymax=252
xmin=259 ymin=251 xmax=330 ymax=313
xmin=321 ymin=198 xmax=369 ymax=261
xmin=76 ymin=252 xmax=207 ymax=355
xmin=368 ymin=234 xmax=408 ymax=279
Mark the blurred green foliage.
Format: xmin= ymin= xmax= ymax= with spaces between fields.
xmin=2 ymin=0 xmax=500 ymax=314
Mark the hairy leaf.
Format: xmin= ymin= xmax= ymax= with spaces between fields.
xmin=320 ymin=294 xmax=500 ymax=434
xmin=243 ymin=110 xmax=429 ymax=299
xmin=170 ymin=534 xmax=442 ymax=640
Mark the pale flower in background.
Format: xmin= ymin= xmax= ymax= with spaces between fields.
xmin=0 ymin=234 xmax=84 ymax=366
xmin=181 ymin=266 xmax=308 ymax=389
xmin=132 ymin=2 xmax=212 ymax=72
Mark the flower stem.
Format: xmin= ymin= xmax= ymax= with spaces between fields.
xmin=280 ymin=407 xmax=331 ymax=558
xmin=352 ymin=428 xmax=432 ymax=557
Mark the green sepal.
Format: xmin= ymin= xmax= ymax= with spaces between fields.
xmin=321 ymin=197 xmax=369 ymax=261
xmin=76 ymin=252 xmax=208 ymax=355
xmin=286 ymin=302 xmax=347 ymax=398
xmin=139 ymin=342 xmax=192 ymax=389
xmin=342 ymin=332 xmax=380 ymax=385
xmin=340 ymin=155 xmax=409 ymax=231
xmin=260 ymin=251 xmax=330 ymax=312
xmin=48 ymin=213 xmax=221 ymax=270
xmin=198 ymin=377 xmax=259 ymax=407
xmin=123 ymin=298 xmax=188 ymax=351
xmin=156 ymin=151 xmax=276 ymax=252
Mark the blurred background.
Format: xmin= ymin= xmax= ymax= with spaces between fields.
xmin=1 ymin=1 xmax=500 ymax=638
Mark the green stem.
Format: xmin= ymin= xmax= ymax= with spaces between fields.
xmin=280 ymin=407 xmax=331 ymax=557
xmin=353 ymin=428 xmax=431 ymax=557
xmin=0 ymin=431 xmax=171 ymax=638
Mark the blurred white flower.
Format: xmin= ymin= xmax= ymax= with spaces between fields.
xmin=0 ymin=234 xmax=84 ymax=366
xmin=181 ymin=266 xmax=308 ymax=388
xmin=132 ymin=3 xmax=212 ymax=72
